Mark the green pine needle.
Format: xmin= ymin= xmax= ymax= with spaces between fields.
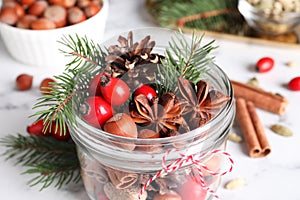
xmin=155 ymin=31 xmax=217 ymax=95
xmin=0 ymin=134 xmax=80 ymax=190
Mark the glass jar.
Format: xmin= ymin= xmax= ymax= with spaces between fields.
xmin=68 ymin=28 xmax=235 ymax=200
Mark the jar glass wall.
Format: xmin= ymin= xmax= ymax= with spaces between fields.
xmin=68 ymin=28 xmax=235 ymax=200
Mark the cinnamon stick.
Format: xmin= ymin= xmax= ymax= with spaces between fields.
xmin=231 ymin=80 xmax=288 ymax=115
xmin=235 ymin=98 xmax=271 ymax=158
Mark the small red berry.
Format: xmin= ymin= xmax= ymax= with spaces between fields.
xmin=288 ymin=77 xmax=300 ymax=91
xmin=178 ymin=177 xmax=207 ymax=200
xmin=27 ymin=119 xmax=51 ymax=136
xmin=51 ymin=122 xmax=71 ymax=141
xmin=255 ymin=57 xmax=274 ymax=73
xmin=88 ymin=72 xmax=109 ymax=96
xmin=82 ymin=96 xmax=113 ymax=128
xmin=100 ymin=75 xmax=130 ymax=106
xmin=134 ymin=84 xmax=157 ymax=101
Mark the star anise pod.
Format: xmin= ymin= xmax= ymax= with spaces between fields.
xmin=178 ymin=77 xmax=230 ymax=129
xmin=105 ymin=31 xmax=164 ymax=80
xmin=130 ymin=93 xmax=186 ymax=136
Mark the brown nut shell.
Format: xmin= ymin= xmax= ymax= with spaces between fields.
xmin=28 ymin=0 xmax=48 ymax=17
xmin=2 ymin=2 xmax=25 ymax=18
xmin=43 ymin=5 xmax=67 ymax=28
xmin=104 ymin=113 xmax=138 ymax=138
xmin=20 ymin=0 xmax=36 ymax=7
xmin=0 ymin=7 xmax=18 ymax=25
xmin=84 ymin=2 xmax=101 ymax=18
xmin=40 ymin=78 xmax=56 ymax=95
xmin=30 ymin=18 xmax=56 ymax=30
xmin=16 ymin=73 xmax=33 ymax=91
xmin=48 ymin=0 xmax=76 ymax=8
xmin=16 ymin=14 xmax=37 ymax=29
xmin=67 ymin=6 xmax=86 ymax=25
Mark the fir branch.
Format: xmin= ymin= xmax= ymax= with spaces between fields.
xmin=0 ymin=134 xmax=80 ymax=190
xmin=156 ymin=31 xmax=217 ymax=95
xmin=31 ymin=35 xmax=108 ymax=135
xmin=146 ymin=0 xmax=245 ymax=34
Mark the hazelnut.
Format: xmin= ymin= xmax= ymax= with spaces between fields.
xmin=0 ymin=7 xmax=18 ymax=25
xmin=16 ymin=14 xmax=37 ymax=29
xmin=67 ymin=6 xmax=86 ymax=25
xmin=104 ymin=113 xmax=138 ymax=138
xmin=40 ymin=78 xmax=56 ymax=95
xmin=43 ymin=5 xmax=67 ymax=28
xmin=104 ymin=113 xmax=137 ymax=150
xmin=31 ymin=18 xmax=56 ymax=30
xmin=153 ymin=191 xmax=182 ymax=200
xmin=16 ymin=73 xmax=33 ymax=91
xmin=138 ymin=129 xmax=159 ymax=139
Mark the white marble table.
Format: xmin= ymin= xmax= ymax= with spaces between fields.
xmin=1 ymin=0 xmax=300 ymax=200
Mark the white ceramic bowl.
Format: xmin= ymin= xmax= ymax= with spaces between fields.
xmin=0 ymin=0 xmax=109 ymax=67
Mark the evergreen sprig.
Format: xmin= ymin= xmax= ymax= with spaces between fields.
xmin=30 ymin=35 xmax=107 ymax=136
xmin=0 ymin=134 xmax=80 ymax=190
xmin=146 ymin=0 xmax=245 ymax=34
xmin=2 ymin=31 xmax=217 ymax=190
xmin=156 ymin=31 xmax=217 ymax=95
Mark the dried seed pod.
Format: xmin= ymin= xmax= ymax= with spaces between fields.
xmin=225 ymin=178 xmax=246 ymax=190
xmin=286 ymin=61 xmax=298 ymax=68
xmin=43 ymin=5 xmax=67 ymax=28
xmin=228 ymin=132 xmax=243 ymax=143
xmin=16 ymin=73 xmax=33 ymax=91
xmin=247 ymin=77 xmax=259 ymax=88
xmin=31 ymin=18 xmax=56 ymax=30
xmin=270 ymin=124 xmax=293 ymax=137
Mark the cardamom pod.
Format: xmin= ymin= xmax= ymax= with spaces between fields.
xmin=228 ymin=133 xmax=243 ymax=143
xmin=247 ymin=77 xmax=259 ymax=88
xmin=225 ymin=178 xmax=246 ymax=190
xmin=270 ymin=124 xmax=293 ymax=137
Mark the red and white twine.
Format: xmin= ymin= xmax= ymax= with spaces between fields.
xmin=138 ymin=149 xmax=234 ymax=200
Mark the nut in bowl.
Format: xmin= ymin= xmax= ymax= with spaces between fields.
xmin=0 ymin=0 xmax=109 ymax=67
xmin=238 ymin=0 xmax=300 ymax=36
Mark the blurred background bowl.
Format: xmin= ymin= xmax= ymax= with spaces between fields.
xmin=238 ymin=0 xmax=300 ymax=36
xmin=0 ymin=0 xmax=108 ymax=68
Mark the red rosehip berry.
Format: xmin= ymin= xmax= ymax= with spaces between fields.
xmin=82 ymin=96 xmax=113 ymax=128
xmin=51 ymin=121 xmax=71 ymax=141
xmin=178 ymin=177 xmax=207 ymax=200
xmin=134 ymin=84 xmax=157 ymax=101
xmin=255 ymin=57 xmax=274 ymax=73
xmin=288 ymin=77 xmax=300 ymax=91
xmin=27 ymin=119 xmax=51 ymax=136
xmin=99 ymin=75 xmax=130 ymax=106
xmin=88 ymin=72 xmax=110 ymax=96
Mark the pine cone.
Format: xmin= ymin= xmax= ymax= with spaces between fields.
xmin=105 ymin=31 xmax=164 ymax=88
